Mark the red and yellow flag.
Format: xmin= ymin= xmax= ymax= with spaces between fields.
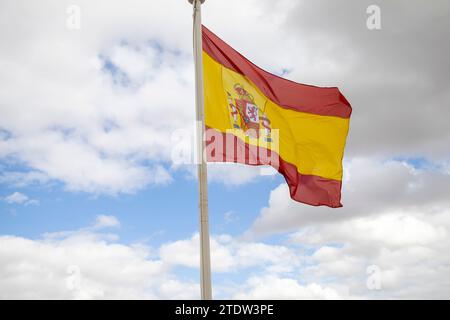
xmin=202 ymin=26 xmax=351 ymax=208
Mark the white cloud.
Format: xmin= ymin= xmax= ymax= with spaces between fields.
xmin=0 ymin=226 xmax=303 ymax=299
xmin=233 ymin=275 xmax=345 ymax=300
xmin=160 ymin=233 xmax=300 ymax=274
xmin=250 ymin=158 xmax=450 ymax=236
xmin=2 ymin=191 xmax=38 ymax=206
xmin=3 ymin=192 xmax=28 ymax=204
xmin=0 ymin=0 xmax=197 ymax=194
xmin=0 ymin=171 xmax=50 ymax=188
xmin=93 ymin=215 xmax=120 ymax=229
xmin=107 ymin=44 xmax=158 ymax=84
xmin=0 ymin=227 xmax=204 ymax=299
xmin=287 ymin=209 xmax=450 ymax=298
xmin=296 ymin=213 xmax=447 ymax=248
xmin=43 ymin=215 xmax=121 ymax=240
xmin=0 ymin=234 xmax=162 ymax=299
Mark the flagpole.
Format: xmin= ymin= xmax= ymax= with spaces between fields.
xmin=189 ymin=0 xmax=212 ymax=300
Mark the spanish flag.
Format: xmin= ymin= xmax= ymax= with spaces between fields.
xmin=202 ymin=26 xmax=352 ymax=208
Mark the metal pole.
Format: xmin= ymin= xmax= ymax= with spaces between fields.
xmin=189 ymin=0 xmax=212 ymax=300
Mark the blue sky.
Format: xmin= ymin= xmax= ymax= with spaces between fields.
xmin=1 ymin=0 xmax=450 ymax=299
xmin=0 ymin=165 xmax=284 ymax=245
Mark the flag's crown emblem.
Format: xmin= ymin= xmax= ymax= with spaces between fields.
xmin=226 ymin=83 xmax=272 ymax=141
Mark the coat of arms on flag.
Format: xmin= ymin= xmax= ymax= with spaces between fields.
xmin=226 ymin=83 xmax=272 ymax=141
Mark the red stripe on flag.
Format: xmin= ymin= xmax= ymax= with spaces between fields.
xmin=202 ymin=25 xmax=352 ymax=119
xmin=205 ymin=128 xmax=343 ymax=208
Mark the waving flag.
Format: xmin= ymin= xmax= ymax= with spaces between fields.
xmin=202 ymin=26 xmax=352 ymax=208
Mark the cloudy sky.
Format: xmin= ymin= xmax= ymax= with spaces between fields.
xmin=0 ymin=0 xmax=449 ymax=299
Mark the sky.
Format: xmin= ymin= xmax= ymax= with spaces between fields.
xmin=0 ymin=0 xmax=450 ymax=299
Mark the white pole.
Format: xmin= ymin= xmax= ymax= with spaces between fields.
xmin=189 ymin=0 xmax=212 ymax=300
